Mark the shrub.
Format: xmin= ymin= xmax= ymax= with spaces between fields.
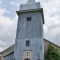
xmin=45 ymin=44 xmax=60 ymax=60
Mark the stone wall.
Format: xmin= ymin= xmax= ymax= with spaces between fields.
xmin=44 ymin=39 xmax=50 ymax=53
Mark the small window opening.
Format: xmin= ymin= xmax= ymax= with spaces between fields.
xmin=26 ymin=41 xmax=30 ymax=47
xmin=27 ymin=17 xmax=31 ymax=21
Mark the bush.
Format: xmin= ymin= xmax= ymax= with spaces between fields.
xmin=45 ymin=44 xmax=60 ymax=60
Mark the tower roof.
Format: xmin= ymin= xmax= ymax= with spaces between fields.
xmin=27 ymin=0 xmax=35 ymax=3
xmin=20 ymin=0 xmax=41 ymax=10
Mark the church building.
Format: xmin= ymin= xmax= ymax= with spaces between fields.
xmin=0 ymin=0 xmax=60 ymax=60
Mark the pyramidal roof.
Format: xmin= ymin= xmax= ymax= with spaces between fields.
xmin=20 ymin=0 xmax=41 ymax=10
xmin=27 ymin=0 xmax=35 ymax=3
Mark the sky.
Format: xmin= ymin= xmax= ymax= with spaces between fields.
xmin=0 ymin=0 xmax=60 ymax=52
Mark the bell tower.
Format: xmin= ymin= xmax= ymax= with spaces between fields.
xmin=14 ymin=0 xmax=44 ymax=60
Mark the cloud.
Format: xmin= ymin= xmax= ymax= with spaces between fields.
xmin=40 ymin=0 xmax=60 ymax=46
xmin=0 ymin=7 xmax=10 ymax=15
xmin=0 ymin=0 xmax=2 ymax=4
xmin=0 ymin=7 xmax=18 ymax=52
xmin=10 ymin=0 xmax=28 ymax=7
xmin=10 ymin=1 xmax=20 ymax=7
xmin=0 ymin=40 xmax=8 ymax=52
xmin=0 ymin=40 xmax=7 ymax=46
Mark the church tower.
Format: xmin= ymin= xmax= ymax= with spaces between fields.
xmin=14 ymin=0 xmax=44 ymax=60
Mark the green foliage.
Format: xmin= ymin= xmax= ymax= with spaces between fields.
xmin=45 ymin=44 xmax=60 ymax=60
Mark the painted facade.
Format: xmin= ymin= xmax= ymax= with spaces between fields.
xmin=4 ymin=52 xmax=14 ymax=60
xmin=14 ymin=0 xmax=44 ymax=60
xmin=0 ymin=45 xmax=14 ymax=60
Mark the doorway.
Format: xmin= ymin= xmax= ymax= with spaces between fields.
xmin=25 ymin=58 xmax=30 ymax=60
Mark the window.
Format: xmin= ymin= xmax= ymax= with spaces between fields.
xmin=26 ymin=41 xmax=30 ymax=47
xmin=27 ymin=17 xmax=31 ymax=21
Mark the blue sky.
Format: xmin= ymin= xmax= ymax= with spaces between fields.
xmin=0 ymin=0 xmax=60 ymax=52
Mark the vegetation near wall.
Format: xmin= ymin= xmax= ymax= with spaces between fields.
xmin=45 ymin=44 xmax=60 ymax=60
